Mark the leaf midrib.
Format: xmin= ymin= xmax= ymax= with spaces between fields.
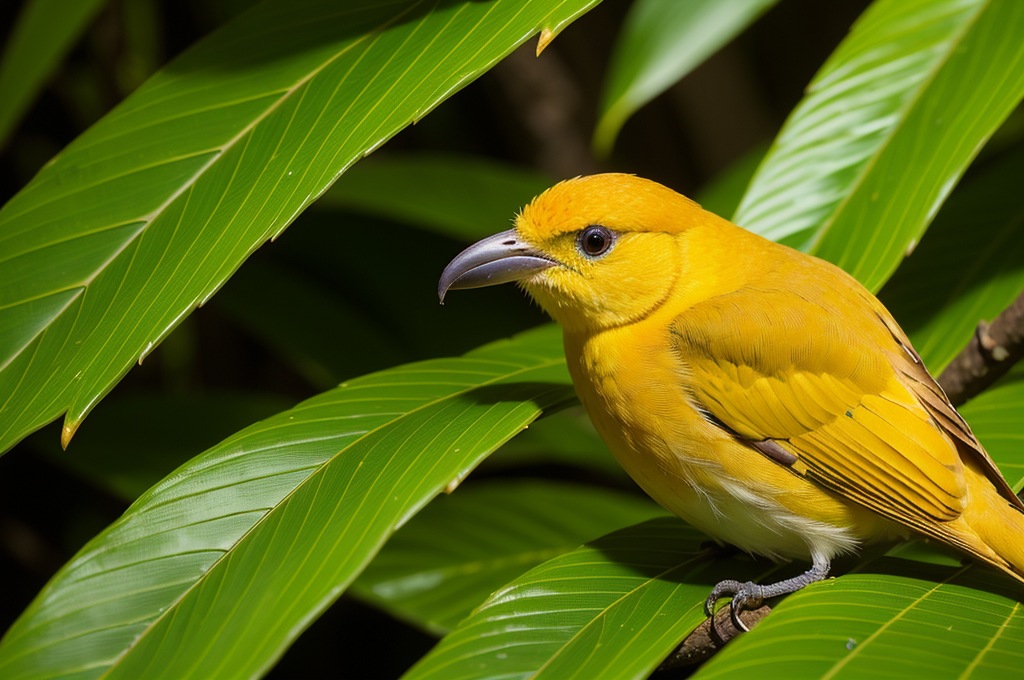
xmin=81 ymin=353 xmax=565 ymax=679
xmin=957 ymin=601 xmax=1021 ymax=679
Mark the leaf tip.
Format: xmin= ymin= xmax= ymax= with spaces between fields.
xmin=591 ymin=107 xmax=624 ymax=160
xmin=536 ymin=28 xmax=555 ymax=57
xmin=61 ymin=420 xmax=80 ymax=450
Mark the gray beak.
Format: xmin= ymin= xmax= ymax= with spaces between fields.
xmin=438 ymin=229 xmax=556 ymax=303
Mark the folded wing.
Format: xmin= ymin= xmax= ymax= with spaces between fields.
xmin=672 ymin=280 xmax=1022 ymax=546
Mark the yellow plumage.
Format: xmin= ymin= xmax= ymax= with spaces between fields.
xmin=439 ymin=173 xmax=1024 ymax=618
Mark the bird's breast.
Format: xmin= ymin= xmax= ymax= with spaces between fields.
xmin=564 ymin=322 xmax=723 ymax=490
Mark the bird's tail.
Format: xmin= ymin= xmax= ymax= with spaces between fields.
xmin=955 ymin=462 xmax=1024 ymax=584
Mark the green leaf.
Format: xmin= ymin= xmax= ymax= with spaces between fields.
xmin=0 ymin=0 xmax=600 ymax=455
xmin=0 ymin=325 xmax=574 ymax=680
xmin=692 ymin=559 xmax=1023 ymax=680
xmin=28 ymin=390 xmax=292 ymax=501
xmin=0 ymin=0 xmax=109 ymax=149
xmin=880 ymin=147 xmax=1024 ymax=374
xmin=403 ymin=518 xmax=779 ymax=680
xmin=316 ymin=153 xmax=552 ymax=242
xmin=735 ymin=0 xmax=1024 ymax=292
xmin=351 ymin=479 xmax=664 ymax=634
xmin=593 ymin=0 xmax=776 ymax=157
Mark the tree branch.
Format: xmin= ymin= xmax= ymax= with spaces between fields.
xmin=657 ymin=605 xmax=770 ymax=671
xmin=938 ymin=290 xmax=1024 ymax=407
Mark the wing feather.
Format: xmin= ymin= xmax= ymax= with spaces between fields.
xmin=672 ymin=283 xmax=986 ymax=532
xmin=877 ymin=306 xmax=1024 ymax=510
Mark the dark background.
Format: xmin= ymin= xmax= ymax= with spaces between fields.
xmin=0 ymin=1 xmax=871 ymax=676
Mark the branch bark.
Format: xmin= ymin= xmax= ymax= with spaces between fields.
xmin=938 ymin=290 xmax=1024 ymax=407
xmin=657 ymin=605 xmax=770 ymax=671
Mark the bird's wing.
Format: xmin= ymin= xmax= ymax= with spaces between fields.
xmin=672 ymin=283 xmax=1022 ymax=538
xmin=871 ymin=302 xmax=1022 ymax=511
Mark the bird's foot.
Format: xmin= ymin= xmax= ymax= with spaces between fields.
xmin=703 ymin=581 xmax=765 ymax=632
xmin=704 ymin=557 xmax=831 ymax=632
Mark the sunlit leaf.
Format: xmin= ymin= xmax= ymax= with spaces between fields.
xmin=0 ymin=0 xmax=109 ymax=149
xmin=0 ymin=0 xmax=600 ymax=455
xmin=735 ymin=0 xmax=1024 ymax=292
xmin=404 ymin=518 xmax=780 ymax=680
xmin=593 ymin=0 xmax=776 ymax=157
xmin=881 ymin=147 xmax=1024 ymax=374
xmin=317 ymin=153 xmax=552 ymax=242
xmin=0 ymin=326 xmax=574 ymax=680
xmin=352 ymin=479 xmax=663 ymax=634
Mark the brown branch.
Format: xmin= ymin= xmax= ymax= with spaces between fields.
xmin=657 ymin=605 xmax=770 ymax=671
xmin=939 ymin=290 xmax=1024 ymax=407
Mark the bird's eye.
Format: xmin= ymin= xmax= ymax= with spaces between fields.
xmin=578 ymin=225 xmax=614 ymax=258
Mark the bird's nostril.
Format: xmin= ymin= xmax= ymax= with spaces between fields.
xmin=502 ymin=240 xmax=515 ymax=246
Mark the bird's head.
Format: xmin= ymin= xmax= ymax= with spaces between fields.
xmin=438 ymin=173 xmax=708 ymax=333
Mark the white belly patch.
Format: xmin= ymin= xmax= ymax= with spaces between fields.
xmin=624 ymin=456 xmax=860 ymax=563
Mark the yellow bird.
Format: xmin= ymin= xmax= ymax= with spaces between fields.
xmin=438 ymin=173 xmax=1024 ymax=627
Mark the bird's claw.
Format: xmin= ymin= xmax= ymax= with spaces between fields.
xmin=704 ymin=580 xmax=765 ymax=632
